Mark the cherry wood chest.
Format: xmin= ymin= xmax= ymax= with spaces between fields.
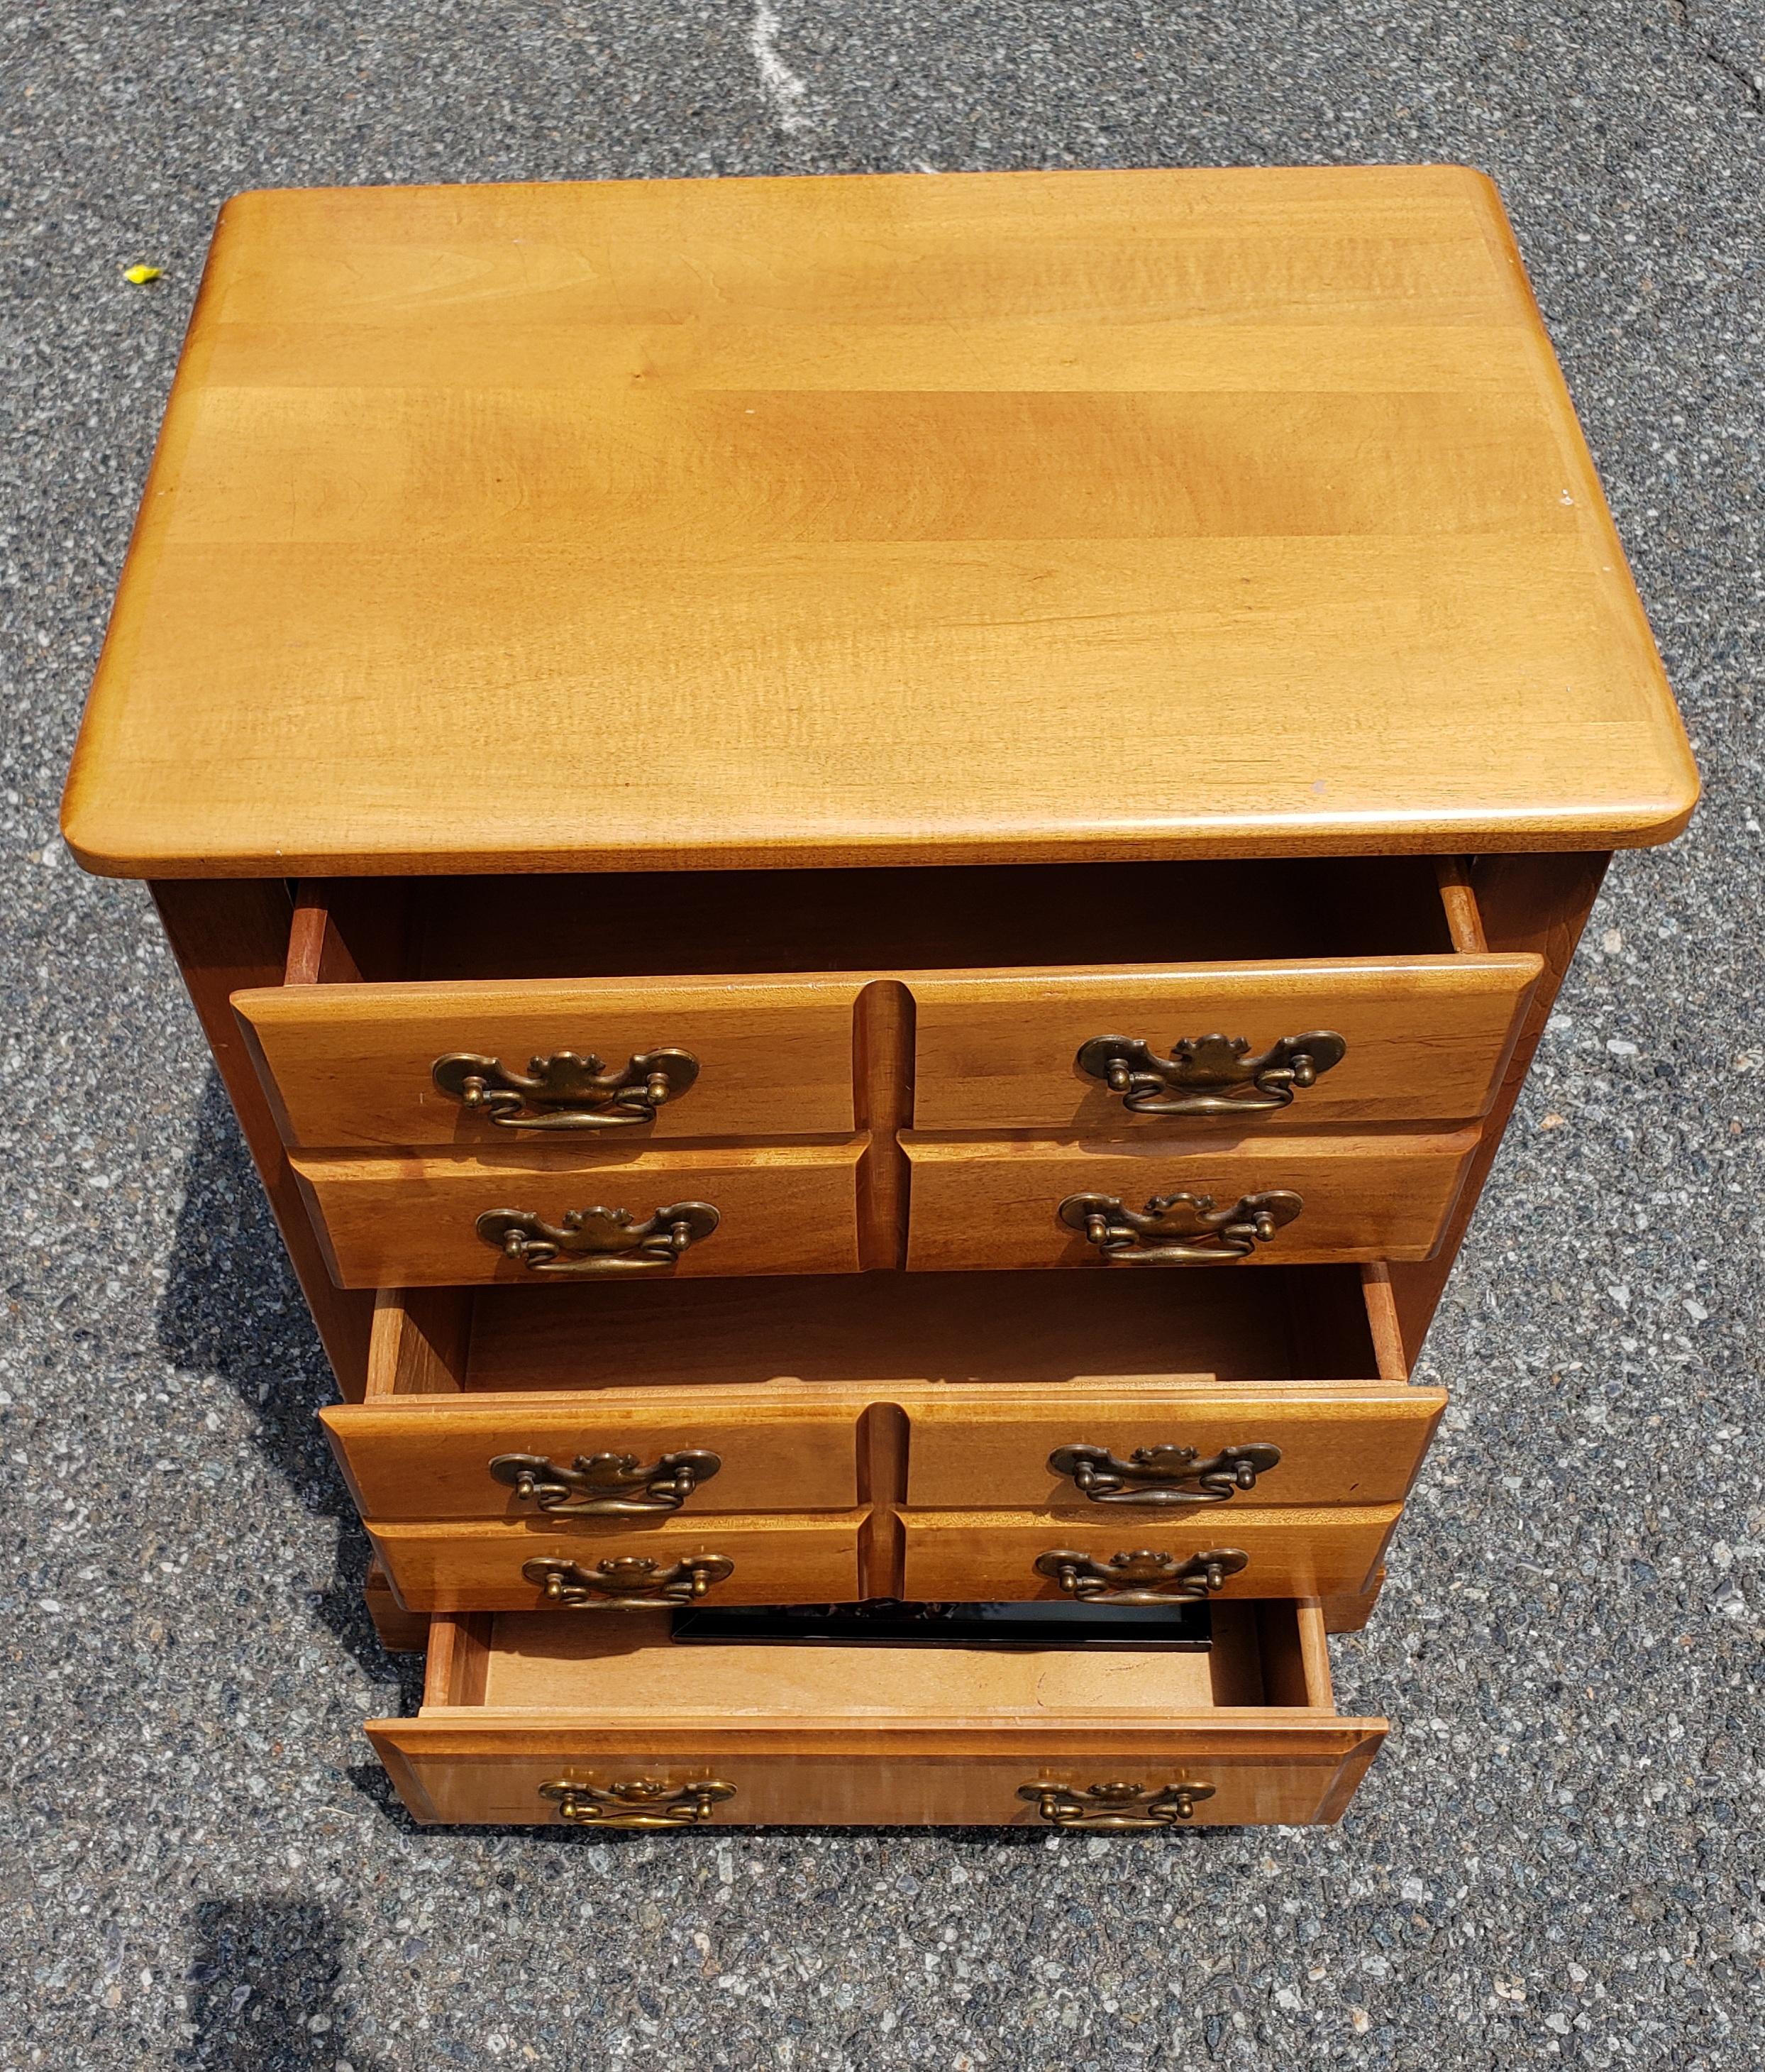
xmin=62 ymin=165 xmax=1695 ymax=1834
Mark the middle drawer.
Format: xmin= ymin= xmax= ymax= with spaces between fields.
xmin=329 ymin=1266 xmax=1443 ymax=1616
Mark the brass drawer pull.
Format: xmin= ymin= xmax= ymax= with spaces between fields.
xmin=433 ymin=1047 xmax=699 ymax=1130
xmin=1020 ymin=1780 xmax=1215 ymax=1830
xmin=1034 ymin=1546 xmax=1248 ymax=1603
xmin=491 ymin=1449 xmax=722 ymax=1516
xmin=1058 ymin=1189 xmax=1300 ymax=1264
xmin=1049 ymin=1442 xmax=1280 ymax=1506
xmin=1076 ymin=1031 xmax=1346 ymax=1116
xmin=540 ymin=1778 xmax=736 ymax=1829
xmin=522 ymin=1553 xmax=734 ymax=1609
xmin=477 ymin=1200 xmax=719 ymax=1274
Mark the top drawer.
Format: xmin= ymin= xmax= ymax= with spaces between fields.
xmin=238 ymin=975 xmax=866 ymax=1150
xmin=232 ymin=859 xmax=1539 ymax=1152
xmin=907 ymin=957 xmax=1537 ymax=1132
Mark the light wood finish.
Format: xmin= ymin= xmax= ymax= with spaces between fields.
xmin=1319 ymin=1568 xmax=1387 ymax=1634
xmin=1434 ymin=858 xmax=1489 ymax=954
xmin=902 ymin=1382 xmax=1443 ymax=1511
xmin=370 ymin=1511 xmax=864 ymax=1611
xmin=232 ymin=864 xmax=1516 ymax=1143
xmin=64 ymin=167 xmax=1695 ymax=879
xmin=368 ymin=1601 xmax=1386 ymax=1826
xmin=287 ymin=878 xmax=414 ymax=987
xmin=327 ymin=1387 xmax=868 ymax=1519
xmin=854 ymin=980 xmax=913 ymax=1270
xmin=149 ymin=881 xmax=375 ymax=1396
xmin=857 ymin=1401 xmax=909 ymax=1597
xmin=289 ymin=1138 xmax=868 ymax=1288
xmin=65 ymin=170 xmax=1701 ymax=1834
xmin=902 ymin=1131 xmax=1480 ymax=1270
xmin=364 ymin=1284 xmax=470 ymax=1398
xmin=363 ymin=1555 xmax=429 ymax=1653
xmin=899 ymin=1506 xmax=1399 ymax=1602
xmin=338 ymin=1267 xmax=1436 ymax=1536
xmin=908 ymin=956 xmax=1540 ymax=1132
xmin=234 ymin=974 xmax=868 ymax=1148
xmin=1360 ymin=1262 xmax=1411 ymax=1383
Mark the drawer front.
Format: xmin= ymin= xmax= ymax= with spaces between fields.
xmin=369 ymin=1511 xmax=863 ymax=1611
xmin=898 ymin=1506 xmax=1399 ymax=1602
xmin=234 ymin=974 xmax=866 ymax=1149
xmin=902 ymin=1133 xmax=1477 ymax=1271
xmin=909 ymin=957 xmax=1541 ymax=1133
xmin=900 ymin=1385 xmax=1445 ymax=1511
xmin=372 ymin=1735 xmax=1383 ymax=1827
xmin=292 ymin=1140 xmax=867 ymax=1288
xmin=324 ymin=1387 xmax=868 ymax=1519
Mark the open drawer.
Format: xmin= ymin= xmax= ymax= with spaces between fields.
xmin=328 ymin=1264 xmax=1442 ymax=1611
xmin=370 ymin=1600 xmax=1386 ymax=1827
xmin=235 ymin=856 xmax=1538 ymax=1157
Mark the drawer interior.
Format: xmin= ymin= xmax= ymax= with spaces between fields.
xmin=425 ymin=1597 xmax=1334 ymax=1717
xmin=294 ymin=854 xmax=1470 ymax=983
xmin=368 ymin=1263 xmax=1393 ymax=1396
xmin=371 ymin=1597 xmax=1388 ymax=1826
xmin=333 ymin=1266 xmax=1434 ymax=1565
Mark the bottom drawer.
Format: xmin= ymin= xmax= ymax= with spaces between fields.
xmin=369 ymin=1600 xmax=1385 ymax=1828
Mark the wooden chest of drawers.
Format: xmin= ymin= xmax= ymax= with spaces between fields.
xmin=62 ymin=165 xmax=1695 ymax=1833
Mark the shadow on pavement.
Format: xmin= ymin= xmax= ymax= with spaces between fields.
xmin=179 ymin=1898 xmax=385 ymax=2071
xmin=155 ymin=1069 xmax=419 ymax=1698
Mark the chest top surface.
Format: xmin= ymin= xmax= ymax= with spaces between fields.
xmin=62 ymin=165 xmax=1695 ymax=879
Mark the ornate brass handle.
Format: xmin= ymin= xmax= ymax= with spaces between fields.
xmin=1019 ymin=1780 xmax=1215 ymax=1829
xmin=1076 ymin=1031 xmax=1346 ymax=1116
xmin=433 ymin=1047 xmax=699 ymax=1130
xmin=1033 ymin=1546 xmax=1249 ymax=1603
xmin=1049 ymin=1442 xmax=1281 ymax=1506
xmin=539 ymin=1778 xmax=736 ymax=1829
xmin=477 ymin=1201 xmax=719 ymax=1274
xmin=491 ymin=1449 xmax=722 ymax=1516
xmin=1058 ymin=1189 xmax=1300 ymax=1265
xmin=522 ymin=1553 xmax=734 ymax=1609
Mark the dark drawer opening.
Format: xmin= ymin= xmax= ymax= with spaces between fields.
xmin=370 ymin=1262 xmax=1393 ymax=1398
xmin=290 ymin=855 xmax=1471 ymax=985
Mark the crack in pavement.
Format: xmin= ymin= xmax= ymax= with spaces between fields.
xmin=748 ymin=1 xmax=817 ymax=134
xmin=1669 ymin=1 xmax=1764 ymax=108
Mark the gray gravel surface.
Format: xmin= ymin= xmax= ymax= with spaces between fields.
xmin=2 ymin=2 xmax=1761 ymax=2066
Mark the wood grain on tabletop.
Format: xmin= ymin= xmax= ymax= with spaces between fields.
xmin=62 ymin=167 xmax=1696 ymax=878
